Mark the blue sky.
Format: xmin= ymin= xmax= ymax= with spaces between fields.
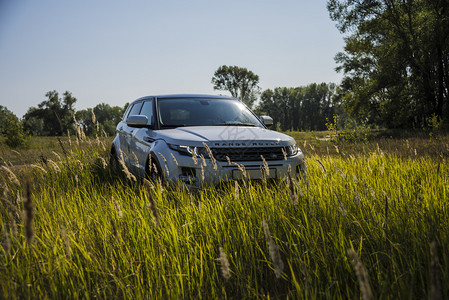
xmin=0 ymin=0 xmax=344 ymax=118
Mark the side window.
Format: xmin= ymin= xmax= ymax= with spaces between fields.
xmin=140 ymin=100 xmax=154 ymax=125
xmin=126 ymin=102 xmax=143 ymax=119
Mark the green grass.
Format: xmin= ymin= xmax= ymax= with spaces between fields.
xmin=0 ymin=132 xmax=448 ymax=298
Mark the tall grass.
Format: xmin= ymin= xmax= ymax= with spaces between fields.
xmin=0 ymin=135 xmax=448 ymax=298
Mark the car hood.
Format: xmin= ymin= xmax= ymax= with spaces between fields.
xmin=154 ymin=126 xmax=295 ymax=147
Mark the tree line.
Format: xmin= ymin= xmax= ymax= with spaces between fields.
xmin=328 ymin=0 xmax=449 ymax=128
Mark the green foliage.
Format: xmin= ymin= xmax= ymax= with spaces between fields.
xmin=211 ymin=65 xmax=261 ymax=108
xmin=256 ymin=83 xmax=337 ymax=131
xmin=23 ymin=90 xmax=77 ymax=136
xmin=3 ymin=114 xmax=29 ymax=148
xmin=76 ymin=103 xmax=125 ymax=136
xmin=0 ymin=106 xmax=14 ymax=135
xmin=328 ymin=0 xmax=449 ymax=128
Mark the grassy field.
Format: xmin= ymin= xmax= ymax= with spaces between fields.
xmin=0 ymin=132 xmax=448 ymax=299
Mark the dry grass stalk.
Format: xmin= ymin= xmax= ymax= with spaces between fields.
xmin=9 ymin=213 xmax=18 ymax=237
xmin=335 ymin=164 xmax=346 ymax=179
xmin=234 ymin=181 xmax=240 ymax=200
xmin=333 ymin=189 xmax=347 ymax=216
xmin=199 ymin=154 xmax=207 ymax=167
xmin=354 ymin=188 xmax=362 ymax=207
xmin=334 ymin=145 xmax=339 ymax=153
xmin=132 ymin=152 xmax=140 ymax=168
xmin=226 ymin=156 xmax=232 ymax=166
xmin=48 ymin=159 xmax=61 ymax=173
xmin=67 ymin=130 xmax=72 ymax=146
xmin=203 ymin=142 xmax=217 ymax=170
xmin=261 ymin=155 xmax=269 ymax=176
xmin=200 ymin=164 xmax=205 ymax=181
xmin=191 ymin=149 xmax=198 ymax=165
xmin=60 ymin=223 xmax=71 ymax=257
xmin=118 ymin=155 xmax=136 ymax=182
xmin=29 ymin=164 xmax=47 ymax=174
xmin=11 ymin=150 xmax=21 ymax=157
xmin=158 ymin=152 xmax=167 ymax=165
xmin=430 ymin=242 xmax=442 ymax=300
xmin=91 ymin=108 xmax=96 ymax=124
xmin=262 ymin=219 xmax=284 ymax=279
xmin=99 ymin=157 xmax=107 ymax=169
xmin=315 ymin=159 xmax=327 ymax=177
xmin=1 ymin=166 xmax=20 ymax=185
xmin=353 ymin=173 xmax=359 ymax=185
xmin=24 ymin=179 xmax=34 ymax=245
xmin=287 ymin=167 xmax=298 ymax=206
xmin=144 ymin=179 xmax=160 ymax=226
xmin=112 ymin=196 xmax=123 ymax=219
xmin=52 ymin=151 xmax=62 ymax=162
xmin=383 ymin=190 xmax=389 ymax=228
xmin=367 ymin=184 xmax=376 ymax=201
xmin=347 ymin=249 xmax=373 ymax=300
xmin=282 ymin=148 xmax=287 ymax=160
xmin=216 ymin=247 xmax=231 ymax=280
xmin=77 ymin=160 xmax=84 ymax=170
xmin=170 ymin=153 xmax=179 ymax=166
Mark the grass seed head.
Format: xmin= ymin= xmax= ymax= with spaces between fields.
xmin=216 ymin=247 xmax=231 ymax=280
xmin=47 ymin=159 xmax=61 ymax=173
xmin=170 ymin=153 xmax=179 ymax=166
xmin=347 ymin=249 xmax=373 ymax=300
xmin=315 ymin=159 xmax=327 ymax=177
xmin=144 ymin=179 xmax=160 ymax=226
xmin=234 ymin=181 xmax=240 ymax=200
xmin=203 ymin=142 xmax=217 ymax=170
xmin=263 ymin=219 xmax=284 ymax=279
xmin=60 ymin=223 xmax=71 ymax=257
xmin=1 ymin=166 xmax=20 ymax=185
xmin=29 ymin=164 xmax=48 ymax=174
xmin=112 ymin=196 xmax=123 ymax=219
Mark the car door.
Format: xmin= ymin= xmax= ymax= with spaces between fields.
xmin=120 ymin=101 xmax=143 ymax=163
xmin=130 ymin=99 xmax=155 ymax=177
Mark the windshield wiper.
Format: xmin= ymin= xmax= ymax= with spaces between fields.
xmin=212 ymin=123 xmax=257 ymax=127
xmin=161 ymin=124 xmax=187 ymax=128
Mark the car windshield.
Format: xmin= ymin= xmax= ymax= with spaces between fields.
xmin=157 ymin=98 xmax=264 ymax=128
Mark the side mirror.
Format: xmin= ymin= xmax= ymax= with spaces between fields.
xmin=126 ymin=115 xmax=149 ymax=127
xmin=259 ymin=116 xmax=273 ymax=128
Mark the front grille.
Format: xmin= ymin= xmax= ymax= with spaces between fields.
xmin=211 ymin=147 xmax=285 ymax=162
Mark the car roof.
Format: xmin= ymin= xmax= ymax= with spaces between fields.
xmin=133 ymin=94 xmax=237 ymax=102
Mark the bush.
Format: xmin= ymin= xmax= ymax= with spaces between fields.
xmin=4 ymin=114 xmax=29 ymax=148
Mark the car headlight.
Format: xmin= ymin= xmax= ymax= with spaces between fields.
xmin=285 ymin=143 xmax=300 ymax=156
xmin=168 ymin=144 xmax=209 ymax=158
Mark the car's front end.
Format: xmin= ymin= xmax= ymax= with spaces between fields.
xmin=149 ymin=126 xmax=306 ymax=187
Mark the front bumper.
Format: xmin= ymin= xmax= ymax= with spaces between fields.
xmin=156 ymin=149 xmax=306 ymax=187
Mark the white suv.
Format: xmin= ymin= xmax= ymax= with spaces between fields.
xmin=111 ymin=94 xmax=306 ymax=186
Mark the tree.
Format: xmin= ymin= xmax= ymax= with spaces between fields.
xmin=328 ymin=0 xmax=449 ymax=128
xmin=23 ymin=91 xmax=77 ymax=135
xmin=256 ymin=83 xmax=337 ymax=131
xmin=0 ymin=105 xmax=14 ymax=135
xmin=76 ymin=103 xmax=125 ymax=136
xmin=211 ymin=65 xmax=261 ymax=107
